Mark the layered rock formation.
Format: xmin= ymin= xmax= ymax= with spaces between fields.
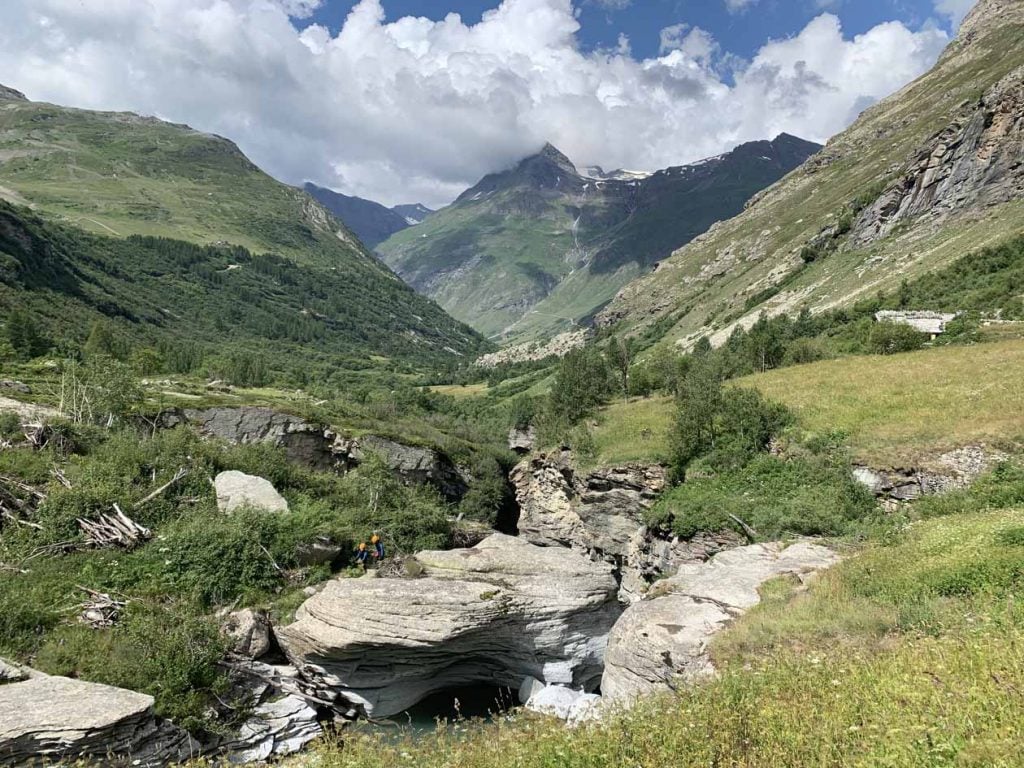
xmin=0 ymin=675 xmax=197 ymax=766
xmin=602 ymin=541 xmax=839 ymax=704
xmin=277 ymin=534 xmax=621 ymax=719
xmin=853 ymin=445 xmax=1008 ymax=502
xmin=853 ymin=65 xmax=1024 ymax=246
xmin=511 ymin=451 xmax=667 ymax=554
xmin=511 ymin=452 xmax=741 ymax=600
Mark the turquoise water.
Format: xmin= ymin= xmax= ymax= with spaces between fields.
xmin=353 ymin=684 xmax=518 ymax=740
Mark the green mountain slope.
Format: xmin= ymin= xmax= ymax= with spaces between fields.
xmin=377 ymin=137 xmax=820 ymax=343
xmin=0 ymin=201 xmax=488 ymax=377
xmin=0 ymin=87 xmax=490 ymax=371
xmin=598 ymin=0 xmax=1024 ymax=350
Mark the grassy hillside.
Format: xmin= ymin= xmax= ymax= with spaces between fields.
xmin=0 ymin=90 xmax=492 ymax=375
xmin=0 ymin=201 xmax=489 ymax=380
xmin=749 ymin=341 xmax=1024 ymax=467
xmin=586 ymin=340 xmax=1024 ymax=469
xmin=0 ymin=90 xmax=362 ymax=263
xmin=600 ymin=2 xmax=1024 ymax=354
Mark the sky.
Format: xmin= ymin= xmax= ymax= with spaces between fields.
xmin=0 ymin=0 xmax=978 ymax=208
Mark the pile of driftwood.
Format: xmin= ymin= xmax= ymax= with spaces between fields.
xmin=0 ymin=475 xmax=45 ymax=532
xmin=77 ymin=504 xmax=152 ymax=550
xmin=77 ymin=586 xmax=128 ymax=628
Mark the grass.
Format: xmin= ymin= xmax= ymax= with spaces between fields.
xmin=300 ymin=507 xmax=1024 ymax=768
xmin=587 ymin=395 xmax=672 ymax=467
xmin=745 ymin=339 xmax=1024 ymax=467
xmin=428 ymin=383 xmax=490 ymax=399
xmin=590 ymin=340 xmax=1024 ymax=469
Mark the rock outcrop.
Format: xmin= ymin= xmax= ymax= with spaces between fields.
xmin=214 ymin=471 xmax=289 ymax=514
xmin=853 ymin=65 xmax=1024 ymax=246
xmin=853 ymin=445 xmax=1008 ymax=501
xmin=602 ymin=541 xmax=839 ymax=704
xmin=0 ymin=675 xmax=198 ymax=766
xmin=212 ymin=659 xmax=324 ymax=762
xmin=511 ymin=452 xmax=740 ymax=599
xmin=277 ymin=533 xmax=621 ymax=719
xmin=348 ymin=435 xmax=469 ymax=502
xmin=159 ymin=406 xmax=470 ymax=502
xmin=511 ymin=451 xmax=667 ymax=555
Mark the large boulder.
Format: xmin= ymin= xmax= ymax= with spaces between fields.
xmin=158 ymin=406 xmax=471 ymax=502
xmin=0 ymin=675 xmax=197 ymax=766
xmin=158 ymin=407 xmax=340 ymax=471
xmin=276 ymin=534 xmax=621 ymax=719
xmin=355 ymin=435 xmax=470 ymax=503
xmin=602 ymin=541 xmax=839 ymax=704
xmin=215 ymin=471 xmax=289 ymax=514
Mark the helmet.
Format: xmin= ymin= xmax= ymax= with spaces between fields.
xmin=358 ymin=542 xmax=366 ymax=551
xmin=371 ymin=535 xmax=380 ymax=544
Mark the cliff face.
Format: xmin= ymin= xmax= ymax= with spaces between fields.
xmin=853 ymin=65 xmax=1024 ymax=246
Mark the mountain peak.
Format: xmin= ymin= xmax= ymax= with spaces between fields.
xmin=0 ymin=84 xmax=28 ymax=102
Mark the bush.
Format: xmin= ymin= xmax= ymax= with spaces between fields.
xmin=33 ymin=602 xmax=227 ymax=732
xmin=868 ymin=322 xmax=926 ymax=355
xmin=671 ymin=360 xmax=791 ymax=479
xmin=648 ymin=454 xmax=876 ymax=540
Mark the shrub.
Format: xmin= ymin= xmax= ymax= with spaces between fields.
xmin=648 ymin=454 xmax=875 ymax=540
xmin=868 ymin=322 xmax=926 ymax=355
xmin=671 ymin=361 xmax=791 ymax=479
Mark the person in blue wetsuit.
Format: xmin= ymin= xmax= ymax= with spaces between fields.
xmin=355 ymin=542 xmax=369 ymax=571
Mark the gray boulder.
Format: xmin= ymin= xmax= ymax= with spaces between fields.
xmin=508 ymin=426 xmax=536 ymax=454
xmin=602 ymin=541 xmax=839 ymax=705
xmin=0 ymin=675 xmax=197 ymax=766
xmin=215 ymin=471 xmax=289 ymax=514
xmin=357 ymin=435 xmax=470 ymax=502
xmin=277 ymin=533 xmax=621 ymax=719
xmin=222 ymin=609 xmax=272 ymax=659
xmin=0 ymin=658 xmax=30 ymax=684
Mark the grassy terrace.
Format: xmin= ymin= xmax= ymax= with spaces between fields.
xmin=587 ymin=340 xmax=1024 ymax=469
xmin=749 ymin=340 xmax=1024 ymax=467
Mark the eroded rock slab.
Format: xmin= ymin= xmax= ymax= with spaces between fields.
xmin=277 ymin=533 xmax=621 ymax=719
xmin=0 ymin=675 xmax=197 ymax=766
xmin=602 ymin=541 xmax=839 ymax=704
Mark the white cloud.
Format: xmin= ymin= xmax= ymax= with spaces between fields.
xmin=934 ymin=0 xmax=977 ymax=29
xmin=725 ymin=0 xmax=758 ymax=13
xmin=0 ymin=0 xmax=950 ymax=208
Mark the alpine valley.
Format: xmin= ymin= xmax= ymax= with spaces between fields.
xmin=376 ymin=135 xmax=820 ymax=341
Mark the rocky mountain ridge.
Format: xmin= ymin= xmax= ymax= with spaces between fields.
xmin=377 ymin=134 xmax=820 ymax=341
xmin=597 ymin=0 xmax=1024 ymax=350
xmin=303 ymin=183 xmax=432 ymax=248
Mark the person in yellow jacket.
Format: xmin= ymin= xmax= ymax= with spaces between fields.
xmin=355 ymin=541 xmax=369 ymax=570
xmin=371 ymin=534 xmax=384 ymax=561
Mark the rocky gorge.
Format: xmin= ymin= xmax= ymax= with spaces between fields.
xmin=1 ymin=404 xmax=999 ymax=765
